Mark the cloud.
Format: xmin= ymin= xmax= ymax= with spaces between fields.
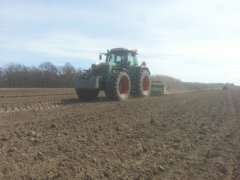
xmin=0 ymin=0 xmax=240 ymax=84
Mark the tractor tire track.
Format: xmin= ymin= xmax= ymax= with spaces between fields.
xmin=0 ymin=100 xmax=61 ymax=114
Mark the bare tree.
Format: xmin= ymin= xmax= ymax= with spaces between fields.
xmin=0 ymin=62 xmax=80 ymax=88
xmin=62 ymin=63 xmax=76 ymax=87
xmin=39 ymin=62 xmax=58 ymax=87
xmin=0 ymin=67 xmax=5 ymax=87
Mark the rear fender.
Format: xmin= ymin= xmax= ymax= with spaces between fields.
xmin=131 ymin=67 xmax=150 ymax=77
xmin=141 ymin=67 xmax=150 ymax=74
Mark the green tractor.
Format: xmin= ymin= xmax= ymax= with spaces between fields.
xmin=75 ymin=48 xmax=152 ymax=101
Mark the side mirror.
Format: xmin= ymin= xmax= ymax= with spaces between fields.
xmin=99 ymin=54 xmax=102 ymax=60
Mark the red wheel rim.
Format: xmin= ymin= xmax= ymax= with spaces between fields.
xmin=118 ymin=77 xmax=129 ymax=95
xmin=142 ymin=76 xmax=150 ymax=92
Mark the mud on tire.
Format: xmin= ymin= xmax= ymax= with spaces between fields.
xmin=105 ymin=71 xmax=131 ymax=101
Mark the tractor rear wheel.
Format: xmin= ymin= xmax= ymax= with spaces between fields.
xmin=105 ymin=71 xmax=131 ymax=101
xmin=132 ymin=69 xmax=151 ymax=97
xmin=75 ymin=89 xmax=99 ymax=101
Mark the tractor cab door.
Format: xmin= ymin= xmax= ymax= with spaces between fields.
xmin=127 ymin=52 xmax=138 ymax=66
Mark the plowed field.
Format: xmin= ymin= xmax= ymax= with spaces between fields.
xmin=0 ymin=88 xmax=240 ymax=179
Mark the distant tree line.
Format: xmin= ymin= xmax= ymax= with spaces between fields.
xmin=0 ymin=62 xmax=236 ymax=89
xmin=151 ymin=75 xmax=236 ymax=90
xmin=0 ymin=62 xmax=82 ymax=88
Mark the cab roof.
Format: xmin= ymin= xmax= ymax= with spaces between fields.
xmin=109 ymin=48 xmax=138 ymax=54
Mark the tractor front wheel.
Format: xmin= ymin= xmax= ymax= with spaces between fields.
xmin=105 ymin=71 xmax=131 ymax=101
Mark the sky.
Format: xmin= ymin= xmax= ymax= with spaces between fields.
xmin=0 ymin=0 xmax=240 ymax=85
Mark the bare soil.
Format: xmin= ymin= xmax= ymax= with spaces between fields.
xmin=0 ymin=88 xmax=240 ymax=179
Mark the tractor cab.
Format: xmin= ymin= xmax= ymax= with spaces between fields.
xmin=100 ymin=48 xmax=138 ymax=66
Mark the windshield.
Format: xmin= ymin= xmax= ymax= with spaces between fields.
xmin=106 ymin=52 xmax=137 ymax=65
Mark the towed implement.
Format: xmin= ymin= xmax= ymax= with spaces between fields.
xmin=151 ymin=81 xmax=166 ymax=95
xmin=75 ymin=48 xmax=165 ymax=101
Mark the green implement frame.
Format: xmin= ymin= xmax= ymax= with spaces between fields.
xmin=151 ymin=81 xmax=166 ymax=95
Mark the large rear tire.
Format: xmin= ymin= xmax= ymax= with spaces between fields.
xmin=75 ymin=89 xmax=99 ymax=101
xmin=132 ymin=69 xmax=151 ymax=97
xmin=105 ymin=71 xmax=131 ymax=101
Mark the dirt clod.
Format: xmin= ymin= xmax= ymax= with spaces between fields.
xmin=150 ymin=118 xmax=155 ymax=124
xmin=103 ymin=171 xmax=110 ymax=177
xmin=0 ymin=137 xmax=8 ymax=141
xmin=158 ymin=165 xmax=165 ymax=172
xmin=35 ymin=152 xmax=44 ymax=161
xmin=7 ymin=147 xmax=16 ymax=153
xmin=50 ymin=123 xmax=57 ymax=128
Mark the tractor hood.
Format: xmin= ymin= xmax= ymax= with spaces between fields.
xmin=91 ymin=63 xmax=111 ymax=76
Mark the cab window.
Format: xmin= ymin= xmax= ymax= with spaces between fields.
xmin=108 ymin=53 xmax=124 ymax=63
xmin=128 ymin=53 xmax=137 ymax=65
